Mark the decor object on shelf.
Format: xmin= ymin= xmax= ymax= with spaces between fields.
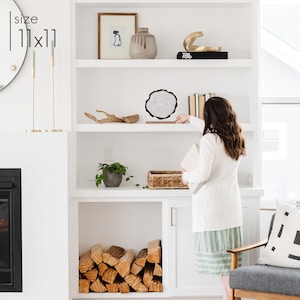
xmin=183 ymin=31 xmax=221 ymax=52
xmin=145 ymin=89 xmax=177 ymax=120
xmin=46 ymin=40 xmax=62 ymax=132
xmin=79 ymin=240 xmax=162 ymax=293
xmin=85 ymin=110 xmax=139 ymax=124
xmin=129 ymin=27 xmax=157 ymax=59
xmin=27 ymin=50 xmax=41 ymax=133
xmin=95 ymin=162 xmax=138 ymax=187
xmin=98 ymin=13 xmax=138 ymax=59
xmin=177 ymin=51 xmax=228 ymax=59
xmin=188 ymin=92 xmax=215 ymax=119
xmin=147 ymin=170 xmax=188 ymax=189
xmin=145 ymin=121 xmax=176 ymax=124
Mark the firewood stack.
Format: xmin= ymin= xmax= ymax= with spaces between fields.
xmin=79 ymin=239 xmax=163 ymax=293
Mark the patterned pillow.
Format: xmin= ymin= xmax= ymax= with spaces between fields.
xmin=258 ymin=203 xmax=300 ymax=268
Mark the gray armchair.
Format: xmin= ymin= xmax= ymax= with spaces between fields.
xmin=227 ymin=214 xmax=300 ymax=300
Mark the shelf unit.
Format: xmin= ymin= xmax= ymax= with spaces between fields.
xmin=75 ymin=59 xmax=254 ymax=68
xmin=70 ymin=0 xmax=261 ymax=299
xmin=75 ymin=122 xmax=253 ymax=132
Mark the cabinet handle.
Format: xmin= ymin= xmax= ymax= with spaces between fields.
xmin=171 ymin=207 xmax=176 ymax=227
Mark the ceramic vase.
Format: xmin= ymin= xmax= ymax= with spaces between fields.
xmin=129 ymin=28 xmax=157 ymax=59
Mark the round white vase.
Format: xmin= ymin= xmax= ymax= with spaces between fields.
xmin=129 ymin=28 xmax=157 ymax=59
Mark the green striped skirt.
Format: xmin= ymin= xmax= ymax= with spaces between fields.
xmin=193 ymin=226 xmax=242 ymax=276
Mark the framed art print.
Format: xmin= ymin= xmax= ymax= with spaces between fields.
xmin=98 ymin=13 xmax=137 ymax=59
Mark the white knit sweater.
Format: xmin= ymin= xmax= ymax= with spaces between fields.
xmin=182 ymin=116 xmax=243 ymax=232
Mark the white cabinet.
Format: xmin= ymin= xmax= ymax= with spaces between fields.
xmin=166 ymin=191 xmax=262 ymax=298
xmin=70 ymin=0 xmax=261 ymax=299
xmin=166 ymin=198 xmax=223 ymax=298
xmin=69 ymin=190 xmax=262 ymax=300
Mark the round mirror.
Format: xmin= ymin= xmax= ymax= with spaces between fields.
xmin=0 ymin=0 xmax=28 ymax=91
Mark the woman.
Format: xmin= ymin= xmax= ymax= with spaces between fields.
xmin=176 ymin=96 xmax=245 ymax=300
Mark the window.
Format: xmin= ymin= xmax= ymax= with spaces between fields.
xmin=262 ymin=122 xmax=287 ymax=160
xmin=260 ymin=1 xmax=300 ymax=206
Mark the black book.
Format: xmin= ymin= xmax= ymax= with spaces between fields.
xmin=177 ymin=51 xmax=228 ymax=59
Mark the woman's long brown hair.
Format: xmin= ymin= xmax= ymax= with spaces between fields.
xmin=203 ymin=96 xmax=246 ymax=160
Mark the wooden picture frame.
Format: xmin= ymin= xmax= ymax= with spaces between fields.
xmin=98 ymin=13 xmax=138 ymax=59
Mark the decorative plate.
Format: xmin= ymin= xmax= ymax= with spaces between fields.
xmin=145 ymin=89 xmax=178 ymax=119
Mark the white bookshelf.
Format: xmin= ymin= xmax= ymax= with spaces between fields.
xmin=70 ymin=0 xmax=261 ymax=299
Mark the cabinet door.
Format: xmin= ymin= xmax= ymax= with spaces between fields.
xmin=166 ymin=199 xmax=223 ymax=298
xmin=166 ymin=196 xmax=260 ymax=297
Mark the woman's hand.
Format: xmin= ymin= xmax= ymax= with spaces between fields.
xmin=175 ymin=114 xmax=191 ymax=124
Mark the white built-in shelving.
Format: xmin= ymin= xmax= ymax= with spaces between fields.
xmin=75 ymin=123 xmax=253 ymax=132
xmin=70 ymin=0 xmax=262 ymax=299
xmin=75 ymin=59 xmax=254 ymax=68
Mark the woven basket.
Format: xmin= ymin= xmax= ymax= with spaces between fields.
xmin=147 ymin=170 xmax=188 ymax=189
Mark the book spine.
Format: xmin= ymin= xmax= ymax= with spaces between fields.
xmin=198 ymin=95 xmax=205 ymax=120
xmin=204 ymin=92 xmax=216 ymax=101
xmin=194 ymin=93 xmax=199 ymax=118
xmin=188 ymin=95 xmax=196 ymax=116
xmin=188 ymin=92 xmax=215 ymax=118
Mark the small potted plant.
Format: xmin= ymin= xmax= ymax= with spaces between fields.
xmin=95 ymin=162 xmax=138 ymax=187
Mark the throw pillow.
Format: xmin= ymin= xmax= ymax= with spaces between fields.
xmin=258 ymin=203 xmax=300 ymax=268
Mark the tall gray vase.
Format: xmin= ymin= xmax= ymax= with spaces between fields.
xmin=129 ymin=28 xmax=157 ymax=59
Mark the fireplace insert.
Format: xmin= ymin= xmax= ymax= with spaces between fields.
xmin=0 ymin=169 xmax=22 ymax=292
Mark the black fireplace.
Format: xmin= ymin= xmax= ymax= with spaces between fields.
xmin=0 ymin=169 xmax=22 ymax=292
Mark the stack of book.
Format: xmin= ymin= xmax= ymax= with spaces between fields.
xmin=177 ymin=52 xmax=228 ymax=59
xmin=188 ymin=92 xmax=215 ymax=119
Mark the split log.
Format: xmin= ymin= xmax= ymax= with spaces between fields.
xmin=98 ymin=262 xmax=108 ymax=276
xmin=119 ymin=281 xmax=130 ymax=293
xmin=134 ymin=248 xmax=147 ymax=267
xmin=106 ymin=283 xmax=119 ymax=293
xmin=130 ymin=262 xmax=143 ymax=275
xmin=153 ymin=263 xmax=162 ymax=276
xmin=115 ymin=249 xmax=135 ymax=277
xmin=149 ymin=279 xmax=163 ymax=292
xmin=135 ymin=282 xmax=149 ymax=293
xmin=124 ymin=273 xmax=148 ymax=292
xmin=147 ymin=239 xmax=161 ymax=264
xmin=84 ymin=268 xmax=98 ymax=282
xmin=103 ymin=245 xmax=125 ymax=266
xmin=124 ymin=273 xmax=141 ymax=290
xmin=102 ymin=267 xmax=118 ymax=284
xmin=143 ymin=263 xmax=154 ymax=288
xmin=79 ymin=251 xmax=94 ymax=273
xmin=90 ymin=244 xmax=103 ymax=264
xmin=90 ymin=278 xmax=107 ymax=293
xmin=79 ymin=279 xmax=90 ymax=293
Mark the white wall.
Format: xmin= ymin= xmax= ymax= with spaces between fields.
xmin=0 ymin=133 xmax=69 ymax=300
xmin=0 ymin=0 xmax=71 ymax=299
xmin=0 ymin=0 xmax=71 ymax=131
